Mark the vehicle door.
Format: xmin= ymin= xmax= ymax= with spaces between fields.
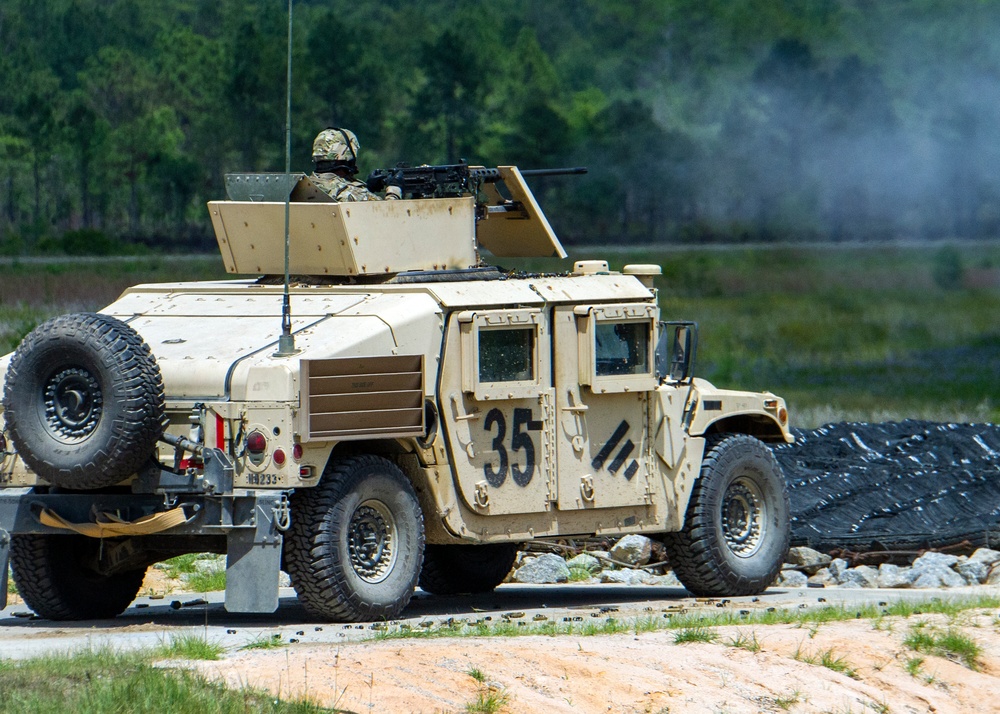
xmin=440 ymin=308 xmax=555 ymax=516
xmin=552 ymin=302 xmax=659 ymax=511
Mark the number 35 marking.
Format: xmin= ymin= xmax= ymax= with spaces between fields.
xmin=483 ymin=407 xmax=542 ymax=487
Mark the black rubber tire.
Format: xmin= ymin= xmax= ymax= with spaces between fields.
xmin=283 ymin=455 xmax=424 ymax=622
xmin=418 ymin=543 xmax=519 ymax=595
xmin=9 ymin=534 xmax=146 ymax=620
xmin=662 ymin=434 xmax=790 ymax=597
xmin=2 ymin=313 xmax=166 ymax=490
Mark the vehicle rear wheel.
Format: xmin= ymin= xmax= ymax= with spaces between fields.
xmin=2 ymin=313 xmax=166 ymax=490
xmin=9 ymin=534 xmax=146 ymax=620
xmin=418 ymin=543 xmax=519 ymax=595
xmin=662 ymin=434 xmax=789 ymax=597
xmin=283 ymin=455 xmax=424 ymax=621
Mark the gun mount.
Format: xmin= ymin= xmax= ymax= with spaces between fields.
xmin=210 ymin=165 xmax=573 ymax=277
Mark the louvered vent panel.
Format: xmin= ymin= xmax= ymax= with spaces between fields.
xmin=303 ymin=355 xmax=424 ymax=441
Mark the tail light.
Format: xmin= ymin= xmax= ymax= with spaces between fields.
xmin=246 ymin=430 xmax=267 ymax=455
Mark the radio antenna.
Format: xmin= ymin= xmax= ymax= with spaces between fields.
xmin=275 ymin=0 xmax=298 ymax=356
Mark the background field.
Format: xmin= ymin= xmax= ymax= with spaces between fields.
xmin=2 ymin=241 xmax=998 ymax=429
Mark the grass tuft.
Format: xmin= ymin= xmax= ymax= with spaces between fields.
xmin=793 ymin=647 xmax=859 ymax=679
xmin=673 ymin=627 xmax=717 ymax=644
xmin=240 ymin=634 xmax=287 ymax=651
xmin=727 ymin=629 xmax=762 ymax=653
xmin=153 ymin=634 xmax=225 ymax=661
xmin=463 ymin=667 xmax=510 ymax=714
xmin=903 ymin=626 xmax=982 ymax=670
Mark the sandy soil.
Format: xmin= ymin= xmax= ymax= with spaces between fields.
xmin=192 ymin=611 xmax=1000 ymax=714
xmin=10 ymin=568 xmax=1000 ymax=711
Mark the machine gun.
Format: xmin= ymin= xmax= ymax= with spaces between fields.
xmin=366 ymin=161 xmax=586 ymax=199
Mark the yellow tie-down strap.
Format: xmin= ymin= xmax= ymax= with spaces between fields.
xmin=38 ymin=506 xmax=193 ymax=538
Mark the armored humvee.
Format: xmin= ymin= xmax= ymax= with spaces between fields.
xmin=0 ymin=166 xmax=792 ymax=622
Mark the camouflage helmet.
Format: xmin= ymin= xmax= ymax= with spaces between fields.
xmin=312 ymin=128 xmax=359 ymax=164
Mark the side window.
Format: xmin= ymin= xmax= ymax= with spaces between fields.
xmin=459 ymin=308 xmax=546 ymax=400
xmin=576 ymin=303 xmax=658 ymax=393
xmin=595 ymin=321 xmax=650 ymax=376
xmin=479 ymin=328 xmax=534 ymax=382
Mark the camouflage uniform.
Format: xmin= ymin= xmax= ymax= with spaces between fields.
xmin=309 ymin=128 xmax=400 ymax=202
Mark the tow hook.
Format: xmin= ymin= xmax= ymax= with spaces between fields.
xmin=273 ymin=494 xmax=292 ymax=532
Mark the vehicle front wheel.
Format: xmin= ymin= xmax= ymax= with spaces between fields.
xmin=283 ymin=455 xmax=424 ymax=621
xmin=10 ymin=534 xmax=147 ymax=620
xmin=662 ymin=434 xmax=789 ymax=597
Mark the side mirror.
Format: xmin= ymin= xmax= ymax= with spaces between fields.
xmin=656 ymin=321 xmax=698 ymax=383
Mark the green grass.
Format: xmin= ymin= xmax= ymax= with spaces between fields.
xmin=567 ymin=566 xmax=593 ymax=582
xmin=673 ymin=626 xmax=718 ymax=644
xmin=185 ymin=570 xmax=227 ymax=593
xmin=903 ymin=625 xmax=983 ymax=670
xmin=465 ymin=687 xmax=510 ymax=714
xmin=373 ymin=594 xmax=1000 ymax=642
xmin=240 ymin=634 xmax=287 ymax=651
xmin=793 ymin=646 xmax=859 ymax=679
xmin=904 ymin=656 xmax=925 ymax=677
xmin=774 ymin=691 xmax=801 ymax=710
xmin=161 ymin=554 xmax=202 ymax=579
xmin=463 ymin=667 xmax=510 ymax=714
xmin=727 ymin=629 xmax=762 ymax=653
xmin=0 ymin=648 xmax=327 ymax=713
xmin=7 ymin=576 xmax=16 ymax=595
xmin=160 ymin=554 xmax=226 ymax=592
xmin=153 ymin=634 xmax=226 ymax=661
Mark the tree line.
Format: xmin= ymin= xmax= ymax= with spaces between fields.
xmin=2 ymin=0 xmax=999 ymax=253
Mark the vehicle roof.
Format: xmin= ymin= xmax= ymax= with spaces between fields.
xmin=114 ymin=271 xmax=654 ymax=311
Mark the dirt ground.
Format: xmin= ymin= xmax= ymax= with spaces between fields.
xmin=7 ymin=570 xmax=1000 ymax=712
xmin=189 ymin=611 xmax=1000 ymax=714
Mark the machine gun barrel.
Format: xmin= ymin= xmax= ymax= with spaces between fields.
xmin=366 ymin=162 xmax=587 ymax=199
xmin=519 ymin=167 xmax=588 ymax=177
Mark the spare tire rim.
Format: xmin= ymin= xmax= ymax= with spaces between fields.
xmin=43 ymin=367 xmax=103 ymax=442
xmin=721 ymin=477 xmax=765 ymax=558
xmin=347 ymin=499 xmax=397 ymax=584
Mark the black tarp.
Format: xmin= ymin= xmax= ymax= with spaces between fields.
xmin=775 ymin=420 xmax=1000 ymax=552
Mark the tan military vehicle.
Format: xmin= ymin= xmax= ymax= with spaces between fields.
xmin=0 ymin=166 xmax=793 ymax=621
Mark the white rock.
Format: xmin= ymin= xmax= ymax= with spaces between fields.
xmin=600 ymin=568 xmax=654 ymax=585
xmin=513 ymin=554 xmax=570 ymax=584
xmin=778 ymin=570 xmax=808 ymax=588
xmin=969 ymin=548 xmax=1000 ymax=566
xmin=610 ymin=535 xmax=653 ymax=566
xmin=786 ymin=547 xmax=832 ymax=575
xmin=957 ymin=560 xmax=988 ymax=585
xmin=876 ymin=563 xmax=911 ymax=588
xmin=828 ymin=558 xmax=850 ymax=580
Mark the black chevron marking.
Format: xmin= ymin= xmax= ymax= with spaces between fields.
xmin=592 ymin=420 xmax=629 ymax=470
xmin=624 ymin=460 xmax=639 ymax=481
xmin=609 ymin=440 xmax=635 ymax=474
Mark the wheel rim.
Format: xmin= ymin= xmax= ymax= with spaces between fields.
xmin=721 ymin=477 xmax=766 ymax=558
xmin=347 ymin=499 xmax=397 ymax=583
xmin=43 ymin=367 xmax=103 ymax=442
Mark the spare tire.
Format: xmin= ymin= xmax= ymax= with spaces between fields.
xmin=3 ymin=313 xmax=166 ymax=490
